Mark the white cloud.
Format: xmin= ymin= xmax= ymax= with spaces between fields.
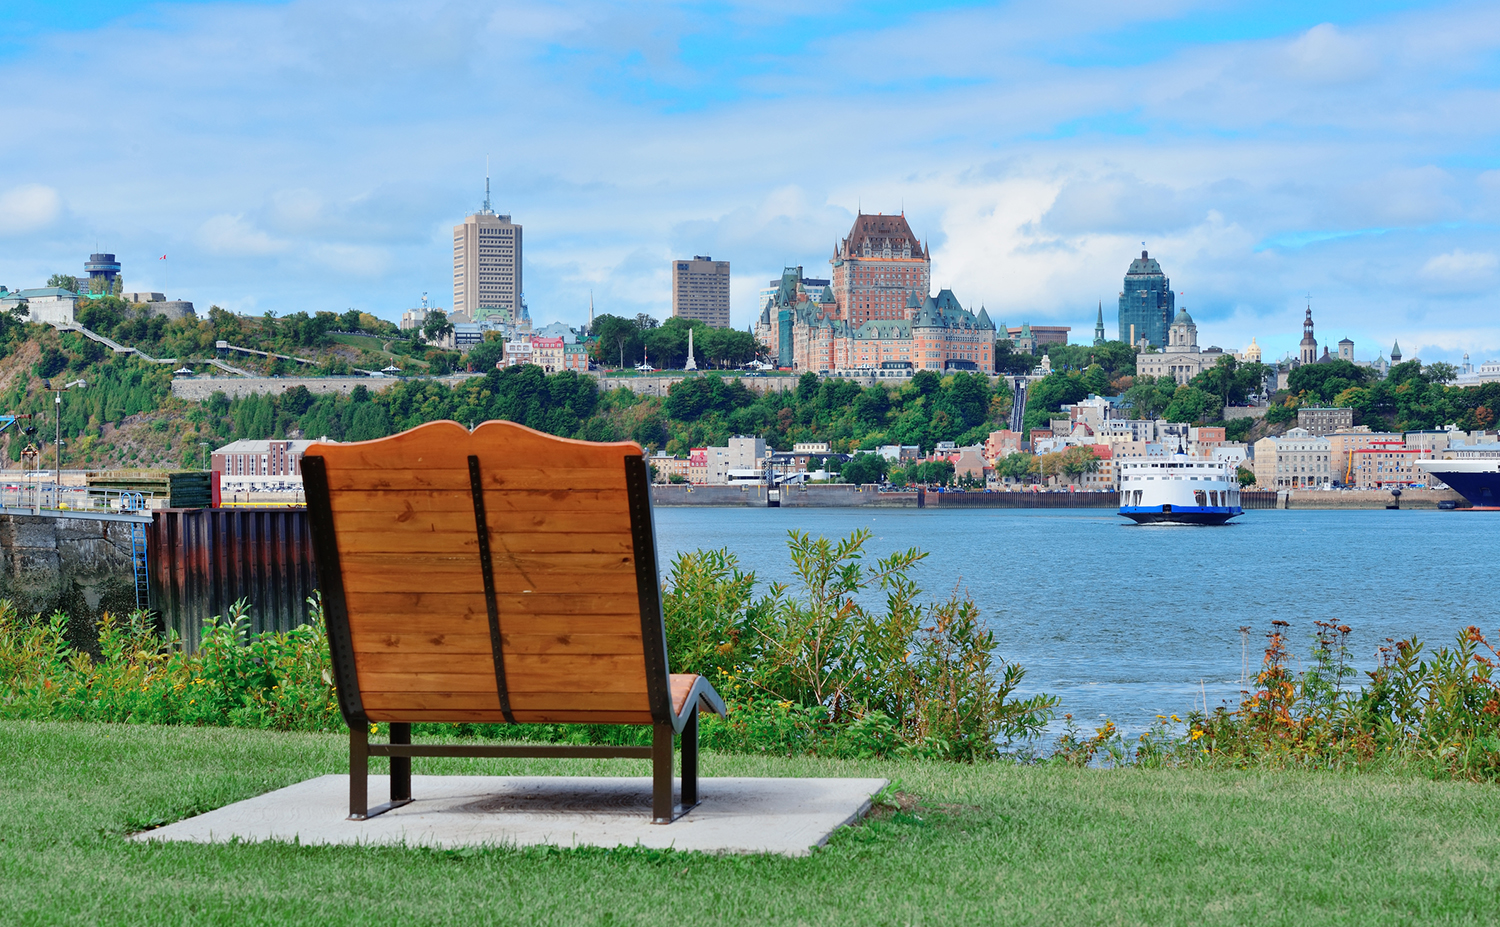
xmin=1281 ymin=23 xmax=1380 ymax=84
xmin=0 ymin=184 xmax=62 ymax=234
xmin=1420 ymin=248 xmax=1498 ymax=295
xmin=197 ymin=214 xmax=287 ymax=256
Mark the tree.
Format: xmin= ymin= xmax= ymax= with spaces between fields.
xmin=996 ymin=452 xmax=1034 ymax=483
xmin=635 ymin=313 xmax=659 ymax=330
xmin=590 ymin=314 xmax=642 ymax=369
xmin=1237 ymin=466 xmax=1256 ymax=487
xmin=421 ymin=311 xmax=454 ymax=345
xmin=339 ymin=309 xmax=363 ymax=332
xmin=466 ymin=339 xmax=506 ymax=372
xmin=1058 ymin=445 xmax=1101 ymax=482
xmin=994 ymin=340 xmax=1037 ymax=375
xmin=841 ymin=452 xmax=888 ymax=485
xmin=1122 ymin=375 xmax=1177 ymax=420
xmin=46 ymin=274 xmax=79 ymax=292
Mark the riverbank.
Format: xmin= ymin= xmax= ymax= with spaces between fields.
xmin=651 ymin=485 xmax=1467 ymax=509
xmin=4 ymin=720 xmax=1496 ymax=926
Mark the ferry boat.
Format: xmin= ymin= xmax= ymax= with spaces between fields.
xmin=1415 ymin=446 xmax=1500 ymax=508
xmin=1118 ymin=454 xmax=1243 ymax=525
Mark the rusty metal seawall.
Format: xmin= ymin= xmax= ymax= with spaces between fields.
xmin=148 ymin=508 xmax=318 ymax=651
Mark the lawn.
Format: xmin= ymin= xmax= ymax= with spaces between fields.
xmin=2 ymin=720 xmax=1496 ymax=926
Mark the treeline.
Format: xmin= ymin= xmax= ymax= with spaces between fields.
xmin=217 ymin=368 xmax=1011 ymax=456
xmin=1269 ymin=359 xmax=1498 ymax=432
xmin=589 ymin=314 xmax=758 ymax=370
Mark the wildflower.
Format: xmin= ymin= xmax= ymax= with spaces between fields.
xmin=1190 ymin=730 xmax=1204 ymax=741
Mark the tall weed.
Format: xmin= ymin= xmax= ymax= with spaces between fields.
xmin=663 ymin=529 xmax=1056 ymax=761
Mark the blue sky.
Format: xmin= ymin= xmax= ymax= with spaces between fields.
xmin=2 ymin=0 xmax=1498 ymax=365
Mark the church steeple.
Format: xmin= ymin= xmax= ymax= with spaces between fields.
xmin=1299 ymin=304 xmax=1317 ymax=365
xmin=1094 ymin=302 xmax=1105 ymax=346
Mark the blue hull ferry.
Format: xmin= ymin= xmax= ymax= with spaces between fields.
xmin=1119 ymin=454 xmax=1243 ymax=525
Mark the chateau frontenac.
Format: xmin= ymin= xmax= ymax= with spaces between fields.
xmin=754 ymin=213 xmax=995 ymax=373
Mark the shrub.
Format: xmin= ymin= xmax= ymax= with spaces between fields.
xmin=662 ymin=529 xmax=1056 ymax=760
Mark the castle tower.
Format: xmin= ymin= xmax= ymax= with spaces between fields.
xmin=1299 ymin=305 xmax=1317 ymax=365
xmin=1390 ymin=340 xmax=1402 ymax=364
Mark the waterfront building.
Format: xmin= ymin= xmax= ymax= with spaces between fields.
xmin=649 ymin=452 xmax=691 ymax=483
xmin=671 ymin=256 xmax=731 ymax=328
xmin=1296 ymin=406 xmax=1355 ymax=436
xmin=1252 ymin=427 xmax=1332 ymax=489
xmin=1135 ymin=307 xmax=1231 ymax=385
xmin=452 ymin=177 xmax=522 ymax=320
xmin=830 ymin=213 xmax=930 ymax=325
xmin=1350 ymin=443 xmax=1422 ymax=489
xmin=984 ymin=429 xmax=1023 ymax=461
xmin=212 ymin=439 xmax=313 ymax=479
xmin=688 ymin=447 xmax=708 ymax=484
xmin=1117 ymin=250 xmax=1175 ymax=348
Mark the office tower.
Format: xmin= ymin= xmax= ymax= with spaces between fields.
xmin=1117 ymin=250 xmax=1174 ymax=348
xmin=453 ymin=176 xmax=522 ymax=321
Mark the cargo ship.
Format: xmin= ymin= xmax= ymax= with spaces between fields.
xmin=1119 ymin=454 xmax=1243 ymax=525
xmin=1415 ymin=446 xmax=1500 ymax=508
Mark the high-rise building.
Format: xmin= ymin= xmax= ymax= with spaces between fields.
xmin=1117 ymin=250 xmax=1174 ymax=348
xmin=830 ymin=213 xmax=930 ymax=325
xmin=670 ymin=256 xmax=731 ymax=327
xmin=452 ymin=177 xmax=522 ymax=321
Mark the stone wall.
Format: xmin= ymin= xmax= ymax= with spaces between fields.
xmin=170 ymin=374 xmax=481 ymax=401
xmin=1282 ymin=488 xmax=1467 ymax=509
xmin=650 ymin=484 xmax=918 ymax=507
xmin=0 ymin=511 xmax=148 ymax=653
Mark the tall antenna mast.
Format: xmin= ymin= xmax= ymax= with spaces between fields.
xmin=483 ymin=155 xmax=493 ymax=214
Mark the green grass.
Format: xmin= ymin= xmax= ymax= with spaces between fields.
xmin=2 ymin=721 xmax=1497 ymax=926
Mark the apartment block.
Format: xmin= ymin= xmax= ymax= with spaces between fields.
xmin=671 ymin=256 xmax=731 ymax=327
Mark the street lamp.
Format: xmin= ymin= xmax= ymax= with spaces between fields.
xmin=47 ymin=379 xmax=86 ymax=509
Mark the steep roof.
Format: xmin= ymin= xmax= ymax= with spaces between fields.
xmin=1124 ymin=250 xmax=1166 ymax=278
xmin=840 ymin=213 xmax=925 ymax=261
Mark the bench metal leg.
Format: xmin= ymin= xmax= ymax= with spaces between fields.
xmin=681 ymin=707 xmax=699 ymax=809
xmin=652 ymin=722 xmax=675 ymax=823
xmin=348 ymin=724 xmax=415 ymax=821
xmin=390 ymin=722 xmax=411 ymax=803
xmin=349 ymin=725 xmax=369 ymax=820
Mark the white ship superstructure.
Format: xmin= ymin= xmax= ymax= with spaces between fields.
xmin=1119 ymin=454 xmax=1243 ymax=525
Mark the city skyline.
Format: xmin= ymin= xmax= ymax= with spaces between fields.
xmin=1 ymin=1 xmax=1497 ymax=366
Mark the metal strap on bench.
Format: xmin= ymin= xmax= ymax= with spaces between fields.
xmin=468 ymin=455 xmax=515 ymax=724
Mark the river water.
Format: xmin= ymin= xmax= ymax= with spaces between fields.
xmin=652 ymin=506 xmax=1498 ymax=738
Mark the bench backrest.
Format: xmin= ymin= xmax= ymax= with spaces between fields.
xmin=302 ymin=420 xmax=671 ymax=727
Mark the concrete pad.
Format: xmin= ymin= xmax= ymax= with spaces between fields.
xmin=131 ymin=776 xmax=888 ymax=857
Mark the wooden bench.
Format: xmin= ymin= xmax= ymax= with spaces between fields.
xmin=302 ymin=420 xmax=726 ymax=823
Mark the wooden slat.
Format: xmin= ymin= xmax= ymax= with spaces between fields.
xmin=357 ymin=672 xmax=500 ymax=693
xmin=362 ymin=709 xmax=655 ymax=723
xmin=354 ymin=639 xmax=644 ymax=673
xmin=322 ymin=468 xmax=628 ymax=492
xmin=344 ymin=591 xmax=642 ymax=616
xmin=348 ymin=613 xmax=641 ymax=638
xmin=354 ymin=634 xmax=642 ymax=661
xmin=338 ymin=550 xmax=637 ymax=574
xmin=332 ymin=567 xmax=638 ymax=595
xmin=361 ymin=691 xmax=651 ymax=712
xmin=315 ymin=531 xmax=633 ymax=555
xmin=329 ymin=489 xmax=628 ymax=514
xmin=330 ymin=510 xmax=634 ymax=537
